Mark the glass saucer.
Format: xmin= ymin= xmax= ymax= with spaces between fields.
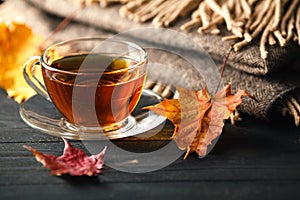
xmin=19 ymin=89 xmax=166 ymax=140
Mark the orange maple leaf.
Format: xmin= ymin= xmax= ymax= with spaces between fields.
xmin=0 ymin=21 xmax=43 ymax=103
xmin=145 ymin=83 xmax=253 ymax=158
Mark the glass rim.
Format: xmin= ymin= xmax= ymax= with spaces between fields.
xmin=41 ymin=37 xmax=148 ymax=75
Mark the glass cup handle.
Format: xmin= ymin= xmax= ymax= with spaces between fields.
xmin=23 ymin=56 xmax=51 ymax=101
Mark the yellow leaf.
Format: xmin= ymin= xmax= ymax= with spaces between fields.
xmin=0 ymin=21 xmax=43 ymax=103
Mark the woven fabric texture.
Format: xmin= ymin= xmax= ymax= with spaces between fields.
xmin=28 ymin=0 xmax=300 ymax=75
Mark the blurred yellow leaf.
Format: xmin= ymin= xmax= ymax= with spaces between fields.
xmin=0 ymin=21 xmax=43 ymax=103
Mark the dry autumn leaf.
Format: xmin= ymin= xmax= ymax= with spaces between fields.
xmin=145 ymin=83 xmax=253 ymax=158
xmin=23 ymin=138 xmax=107 ymax=176
xmin=0 ymin=21 xmax=43 ymax=103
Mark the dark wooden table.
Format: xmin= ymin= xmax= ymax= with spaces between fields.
xmin=1 ymin=86 xmax=300 ymax=200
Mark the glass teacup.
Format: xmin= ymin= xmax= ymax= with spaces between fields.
xmin=23 ymin=38 xmax=147 ymax=135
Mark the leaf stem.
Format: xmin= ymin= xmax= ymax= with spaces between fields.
xmin=214 ymin=44 xmax=233 ymax=94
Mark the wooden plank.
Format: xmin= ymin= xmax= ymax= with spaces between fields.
xmin=1 ymin=132 xmax=300 ymax=186
xmin=1 ymin=182 xmax=300 ymax=200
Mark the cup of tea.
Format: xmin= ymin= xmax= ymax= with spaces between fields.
xmin=23 ymin=38 xmax=147 ymax=135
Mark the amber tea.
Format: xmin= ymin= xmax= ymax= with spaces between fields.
xmin=42 ymin=54 xmax=146 ymax=129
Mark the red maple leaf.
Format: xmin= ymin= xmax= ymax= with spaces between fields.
xmin=23 ymin=138 xmax=106 ymax=176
